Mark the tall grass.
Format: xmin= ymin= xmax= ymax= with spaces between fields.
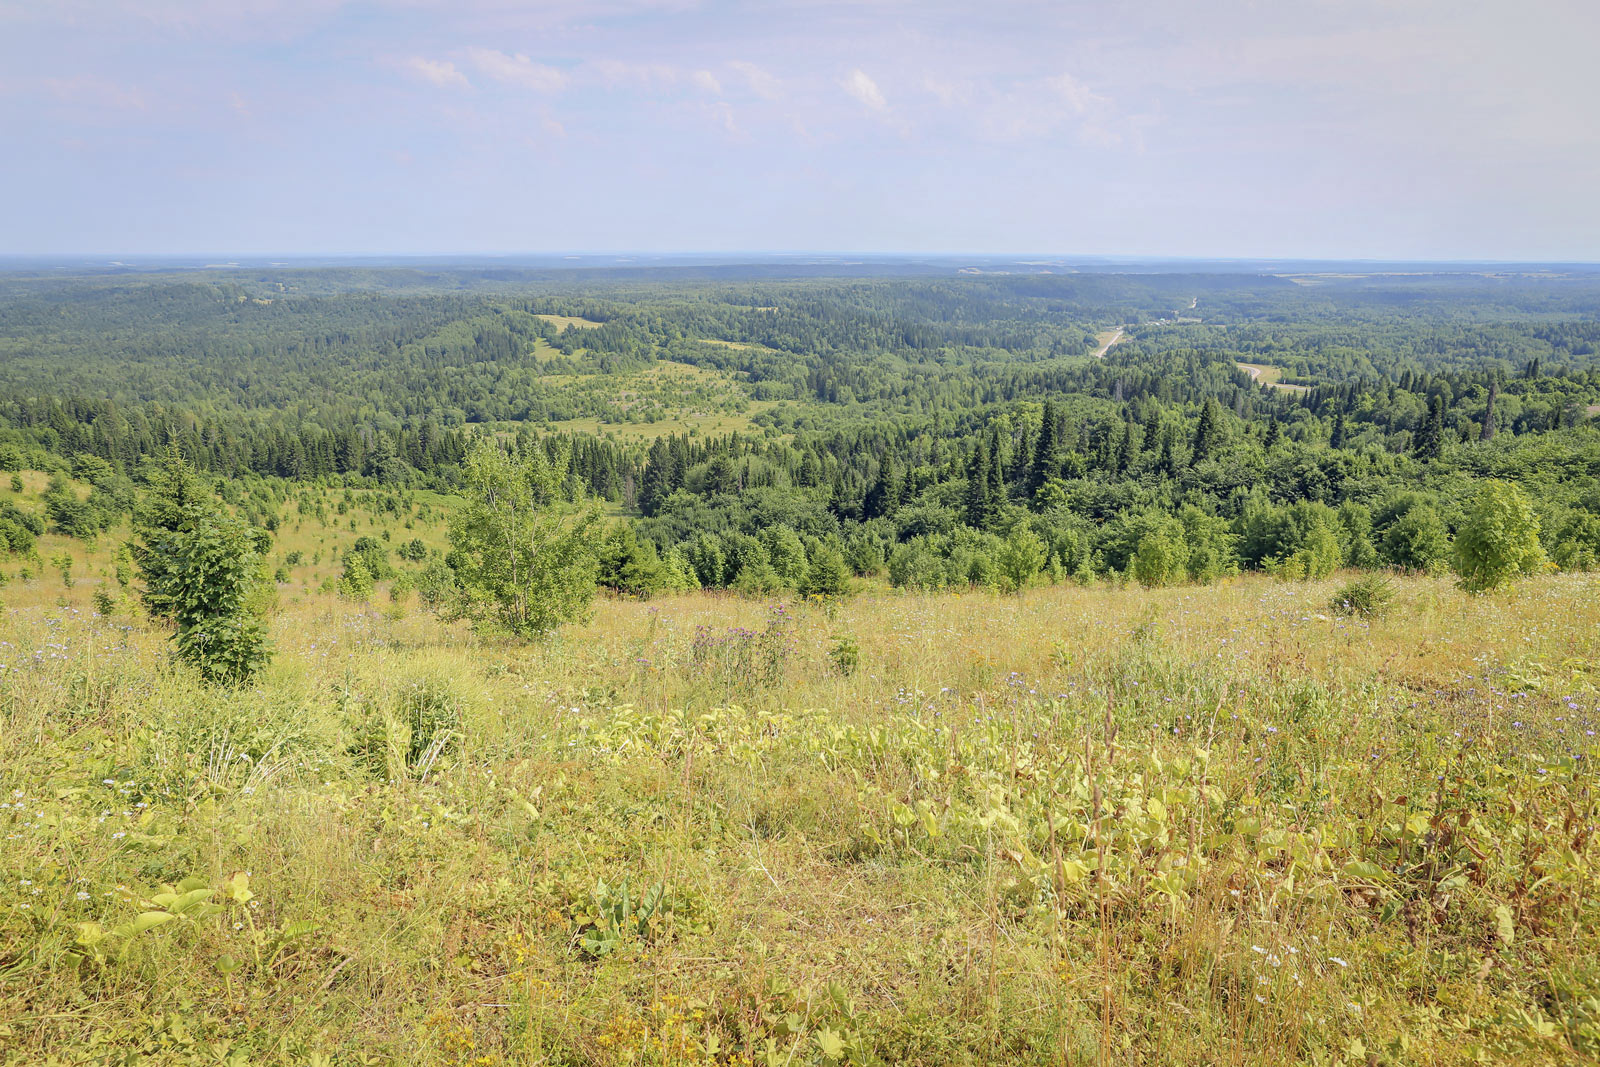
xmin=2 ymin=533 xmax=1598 ymax=1064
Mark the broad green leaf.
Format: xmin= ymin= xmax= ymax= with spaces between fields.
xmin=1494 ymin=904 xmax=1515 ymax=945
xmin=1342 ymin=860 xmax=1387 ymax=881
xmin=815 ymin=1027 xmax=846 ymax=1060
xmin=223 ymin=871 xmax=253 ymax=905
xmin=121 ymin=911 xmax=178 ymax=937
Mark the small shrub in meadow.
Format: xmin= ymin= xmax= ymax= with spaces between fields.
xmin=1329 ymin=572 xmax=1395 ymax=618
xmin=828 ymin=633 xmax=860 ymax=676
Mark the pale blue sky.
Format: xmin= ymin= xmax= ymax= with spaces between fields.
xmin=2 ymin=0 xmax=1597 ymax=259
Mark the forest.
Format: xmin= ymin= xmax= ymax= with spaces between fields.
xmin=2 ymin=262 xmax=1598 ymax=596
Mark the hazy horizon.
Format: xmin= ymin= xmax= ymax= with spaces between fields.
xmin=4 ymin=0 xmax=1598 ymax=260
xmin=6 ymin=253 xmax=1600 ymax=272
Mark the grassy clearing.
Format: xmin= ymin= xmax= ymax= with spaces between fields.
xmin=1236 ymin=362 xmax=1312 ymax=394
xmin=536 ymin=314 xmax=604 ymax=331
xmin=1092 ymin=327 xmax=1126 ymax=359
xmin=537 ymin=414 xmax=762 ymax=441
xmin=526 ymin=361 xmax=771 ymax=441
xmin=3 ymin=511 xmax=1599 ymax=1065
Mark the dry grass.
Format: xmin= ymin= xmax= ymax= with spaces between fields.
xmin=2 ymin=512 xmax=1598 ymax=1065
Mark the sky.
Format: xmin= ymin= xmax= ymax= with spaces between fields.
xmin=2 ymin=0 xmax=1598 ymax=260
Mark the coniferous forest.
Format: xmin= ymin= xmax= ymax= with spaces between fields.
xmin=3 ymin=260 xmax=1598 ymax=594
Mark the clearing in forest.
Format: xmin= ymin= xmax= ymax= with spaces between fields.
xmin=1237 ymin=361 xmax=1312 ymax=393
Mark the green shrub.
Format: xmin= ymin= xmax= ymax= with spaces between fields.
xmin=828 ymin=634 xmax=860 ymax=677
xmin=133 ymin=454 xmax=273 ymax=685
xmin=347 ymin=674 xmax=465 ymax=779
xmin=448 ymin=439 xmax=600 ymax=638
xmin=1329 ymin=573 xmax=1394 ymax=618
xmin=1453 ymin=480 xmax=1546 ymax=592
xmin=996 ymin=525 xmax=1045 ymax=593
xmin=337 ymin=556 xmax=375 ymax=601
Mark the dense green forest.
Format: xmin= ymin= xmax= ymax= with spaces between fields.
xmin=2 ymin=262 xmax=1598 ymax=593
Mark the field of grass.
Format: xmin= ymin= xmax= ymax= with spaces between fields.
xmin=2 ymin=489 xmax=1599 ymax=1065
xmin=1236 ymin=363 xmax=1313 ymax=395
xmin=524 ymin=361 xmax=771 ymax=441
xmin=536 ymin=315 xmax=605 ymax=332
xmin=538 ymin=410 xmax=768 ymax=443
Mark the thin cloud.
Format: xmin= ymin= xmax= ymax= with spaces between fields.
xmin=590 ymin=59 xmax=681 ymax=90
xmin=461 ymin=48 xmax=566 ymax=93
xmin=842 ymin=69 xmax=888 ymax=114
xmin=729 ymin=60 xmax=780 ymax=100
xmin=405 ymin=57 xmax=470 ymax=90
xmin=42 ymin=75 xmax=148 ymax=111
xmin=1044 ymin=72 xmax=1108 ymax=116
xmin=691 ymin=69 xmax=722 ymax=95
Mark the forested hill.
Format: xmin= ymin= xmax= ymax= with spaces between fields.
xmin=2 ymin=262 xmax=1599 ymax=591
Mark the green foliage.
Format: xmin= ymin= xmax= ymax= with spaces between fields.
xmin=448 ymin=438 xmax=600 ymax=639
xmin=346 ymin=535 xmax=393 ymax=580
xmin=996 ymin=524 xmax=1045 ymax=593
xmin=596 ymin=524 xmax=671 ymax=599
xmin=1329 ymin=572 xmax=1395 ymax=618
xmin=44 ymin=476 xmax=109 ymax=541
xmin=415 ymin=558 xmax=457 ymax=610
xmin=1130 ymin=519 xmax=1188 ymax=588
xmin=336 ymin=555 xmax=375 ymax=601
xmin=827 ymin=633 xmax=860 ymax=677
xmin=799 ymin=538 xmax=851 ymax=597
xmin=1453 ymin=479 xmax=1547 ymax=592
xmin=1551 ymin=511 xmax=1600 ymax=571
xmin=132 ymin=452 xmax=272 ymax=684
xmin=0 ymin=499 xmax=43 ymax=556
xmin=1378 ymin=497 xmax=1452 ymax=573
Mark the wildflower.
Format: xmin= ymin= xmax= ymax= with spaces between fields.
xmin=1329 ymin=956 xmax=1348 ymax=968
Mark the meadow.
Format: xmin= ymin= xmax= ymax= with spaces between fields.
xmin=3 ymin=486 xmax=1598 ymax=1066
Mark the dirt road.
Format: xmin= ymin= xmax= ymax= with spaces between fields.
xmin=1093 ymin=326 xmax=1125 ymax=358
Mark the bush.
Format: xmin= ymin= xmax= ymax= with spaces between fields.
xmin=133 ymin=454 xmax=273 ymax=685
xmin=347 ymin=536 xmax=394 ymax=580
xmin=337 ymin=556 xmax=375 ymax=601
xmin=597 ymin=525 xmax=670 ymax=599
xmin=346 ymin=674 xmax=467 ymax=780
xmin=1380 ymin=503 xmax=1451 ymax=573
xmin=1329 ymin=573 xmax=1395 ymax=618
xmin=1453 ymin=480 xmax=1545 ymax=593
xmin=448 ymin=439 xmax=600 ymax=638
xmin=1131 ymin=527 xmax=1188 ymax=588
xmin=415 ymin=559 xmax=456 ymax=610
xmin=828 ymin=634 xmax=860 ymax=677
xmin=799 ymin=538 xmax=851 ymax=597
xmin=996 ymin=524 xmax=1045 ymax=593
